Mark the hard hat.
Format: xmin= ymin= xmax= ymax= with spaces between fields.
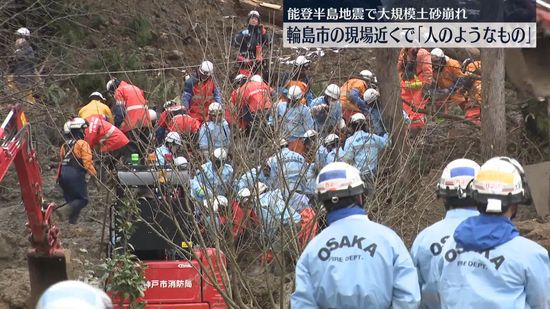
xmin=287 ymin=85 xmax=303 ymax=101
xmin=316 ymin=162 xmax=365 ymax=202
xmin=163 ymin=100 xmax=177 ymax=109
xmin=165 ymin=131 xmax=183 ymax=146
xmin=89 ymin=92 xmax=106 ymax=101
xmin=363 ymin=88 xmax=380 ymax=104
xmin=36 ymin=280 xmax=112 ymax=309
xmin=255 ymin=182 xmax=268 ymax=195
xmin=324 ymin=133 xmax=339 ymax=146
xmin=303 ymin=129 xmax=318 ymax=139
xmin=212 ymin=148 xmax=228 ymax=160
xmin=471 ymin=156 xmax=530 ymax=213
xmin=208 ymin=102 xmax=223 ymax=114
xmin=250 ymin=74 xmax=263 ymax=83
xmin=324 ymin=84 xmax=341 ymax=100
xmin=338 ymin=118 xmax=346 ymax=129
xmin=105 ymin=78 xmax=119 ymax=92
xmin=431 ymin=48 xmax=445 ymax=58
xmin=68 ymin=118 xmax=88 ymax=130
xmin=63 ymin=121 xmax=71 ymax=134
xmin=148 ymin=109 xmax=157 ymax=121
xmin=248 ymin=10 xmax=260 ymax=19
xmin=204 ymin=195 xmax=228 ymax=212
xmin=436 ymin=158 xmax=480 ymax=198
xmin=294 ymin=55 xmax=311 ymax=66
xmin=234 ymin=74 xmax=247 ymax=83
xmin=16 ymin=27 xmax=30 ymax=37
xmin=238 ymin=188 xmax=251 ymax=200
xmin=359 ymin=70 xmax=374 ymax=81
xmin=350 ymin=113 xmax=366 ymax=124
xmin=279 ymin=138 xmax=288 ymax=147
xmin=199 ymin=61 xmax=214 ymax=76
xmin=174 ymin=156 xmax=188 ymax=167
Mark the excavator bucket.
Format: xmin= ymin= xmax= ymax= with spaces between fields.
xmin=524 ymin=161 xmax=550 ymax=217
xmin=27 ymin=250 xmax=69 ymax=306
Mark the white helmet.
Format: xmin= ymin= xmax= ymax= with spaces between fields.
xmin=431 ymin=48 xmax=445 ymax=58
xmin=105 ymin=78 xmax=119 ymax=92
xmin=324 ymin=84 xmax=341 ymax=100
xmin=163 ymin=100 xmax=177 ymax=109
xmin=148 ymin=109 xmax=157 ymax=121
xmin=324 ymin=133 xmax=339 ymax=146
xmin=363 ymin=88 xmax=380 ymax=104
xmin=238 ymin=188 xmax=251 ymax=200
xmin=16 ymin=27 xmax=30 ymax=37
xmin=63 ymin=121 xmax=71 ymax=134
xmin=208 ymin=102 xmax=223 ymax=114
xmin=279 ymin=138 xmax=288 ymax=147
xmin=67 ymin=118 xmax=88 ymax=130
xmin=303 ymin=129 xmax=318 ymax=139
xmin=359 ymin=70 xmax=374 ymax=81
xmin=295 ymin=55 xmax=311 ymax=66
xmin=174 ymin=156 xmax=188 ymax=167
xmin=199 ymin=61 xmax=214 ymax=76
xmin=471 ymin=157 xmax=531 ymax=213
xmin=36 ymin=280 xmax=112 ymax=309
xmin=436 ymin=158 xmax=480 ymax=198
xmin=287 ymin=85 xmax=303 ymax=101
xmin=212 ymin=148 xmax=228 ymax=161
xmin=250 ymin=74 xmax=263 ymax=83
xmin=89 ymin=92 xmax=106 ymax=101
xmin=204 ymin=195 xmax=228 ymax=212
xmin=248 ymin=10 xmax=260 ymax=19
xmin=165 ymin=131 xmax=183 ymax=146
xmin=316 ymin=162 xmax=365 ymax=202
xmin=338 ymin=118 xmax=346 ymax=130
xmin=350 ymin=113 xmax=366 ymax=124
xmin=234 ymin=74 xmax=247 ymax=83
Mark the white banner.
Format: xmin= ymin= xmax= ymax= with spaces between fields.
xmin=283 ymin=22 xmax=537 ymax=48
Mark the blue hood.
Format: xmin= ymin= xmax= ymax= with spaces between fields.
xmin=454 ymin=215 xmax=519 ymax=251
xmin=327 ymin=205 xmax=366 ymax=225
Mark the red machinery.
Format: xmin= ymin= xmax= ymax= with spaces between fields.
xmin=0 ymin=104 xmax=68 ymax=304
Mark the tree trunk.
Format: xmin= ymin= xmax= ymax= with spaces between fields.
xmin=481 ymin=48 xmax=506 ymax=159
xmin=374 ymin=48 xmax=407 ymax=157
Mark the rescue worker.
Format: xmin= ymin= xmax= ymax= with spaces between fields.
xmin=436 ymin=157 xmax=550 ymax=308
xmin=181 ymin=61 xmax=221 ymax=123
xmin=302 ymin=129 xmax=319 ymax=164
xmin=309 ymin=84 xmax=342 ymax=134
xmin=235 ymin=162 xmax=271 ymax=192
xmin=57 ymin=118 xmax=97 ymax=224
xmin=461 ymin=58 xmax=482 ymax=123
xmin=272 ymin=86 xmax=314 ymax=154
xmin=79 ymin=92 xmax=113 ymax=123
xmin=37 ymin=280 xmax=113 ymax=309
xmin=232 ymin=74 xmax=272 ymax=130
xmin=340 ymin=70 xmax=376 ymax=122
xmin=226 ymin=74 xmax=249 ymax=129
xmin=107 ymin=78 xmax=152 ymax=156
xmin=167 ymin=105 xmax=201 ymax=155
xmin=292 ymin=162 xmax=420 ymax=308
xmin=198 ymin=102 xmax=231 ymax=158
xmin=318 ymin=133 xmax=340 ymax=169
xmin=280 ymin=55 xmax=314 ymax=105
xmin=363 ymin=88 xmax=387 ymax=136
xmin=156 ymin=100 xmax=178 ymax=145
xmin=84 ymin=115 xmax=130 ymax=160
xmin=234 ymin=10 xmax=271 ymax=76
xmin=7 ymin=27 xmax=36 ymax=104
xmin=155 ymin=132 xmax=183 ymax=166
xmin=341 ymin=113 xmax=389 ymax=183
xmin=410 ymin=158 xmax=481 ymax=309
xmin=268 ymin=139 xmax=307 ymax=194
xmin=430 ymin=48 xmax=467 ymax=112
xmin=398 ymin=47 xmax=433 ymax=130
xmin=191 ymin=148 xmax=234 ymax=199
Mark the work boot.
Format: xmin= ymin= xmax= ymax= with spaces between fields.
xmin=55 ymin=205 xmax=73 ymax=222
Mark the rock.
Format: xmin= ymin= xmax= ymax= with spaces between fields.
xmin=167 ymin=49 xmax=185 ymax=60
xmin=0 ymin=232 xmax=15 ymax=259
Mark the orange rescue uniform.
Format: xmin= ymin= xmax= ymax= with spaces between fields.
xmin=114 ymin=81 xmax=151 ymax=132
xmin=85 ymin=116 xmax=129 ymax=153
xmin=340 ymin=78 xmax=368 ymax=122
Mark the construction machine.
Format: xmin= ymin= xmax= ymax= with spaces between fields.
xmin=0 ymin=104 xmax=68 ymax=305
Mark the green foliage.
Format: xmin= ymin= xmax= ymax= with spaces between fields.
xmin=44 ymin=84 xmax=69 ymax=108
xmin=101 ymin=199 xmax=147 ymax=308
xmin=126 ymin=16 xmax=154 ymax=47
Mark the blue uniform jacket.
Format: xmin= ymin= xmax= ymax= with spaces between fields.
xmin=309 ymin=96 xmax=342 ymax=133
xmin=292 ymin=208 xmax=421 ymax=308
xmin=271 ymin=102 xmax=314 ymax=142
xmin=198 ymin=120 xmax=231 ymax=151
xmin=268 ymin=148 xmax=306 ymax=193
xmin=410 ymin=208 xmax=479 ymax=309
xmin=341 ymin=131 xmax=389 ymax=176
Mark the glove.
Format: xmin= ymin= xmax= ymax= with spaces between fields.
xmin=404 ymin=80 xmax=423 ymax=89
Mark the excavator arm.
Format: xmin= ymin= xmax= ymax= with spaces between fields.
xmin=0 ymin=104 xmax=67 ymax=305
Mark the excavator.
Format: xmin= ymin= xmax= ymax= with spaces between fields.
xmin=0 ymin=104 xmax=68 ymax=305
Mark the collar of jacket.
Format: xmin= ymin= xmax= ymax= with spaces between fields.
xmin=444 ymin=208 xmax=479 ymax=219
xmin=454 ymin=214 xmax=519 ymax=251
xmin=327 ymin=205 xmax=366 ymax=225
